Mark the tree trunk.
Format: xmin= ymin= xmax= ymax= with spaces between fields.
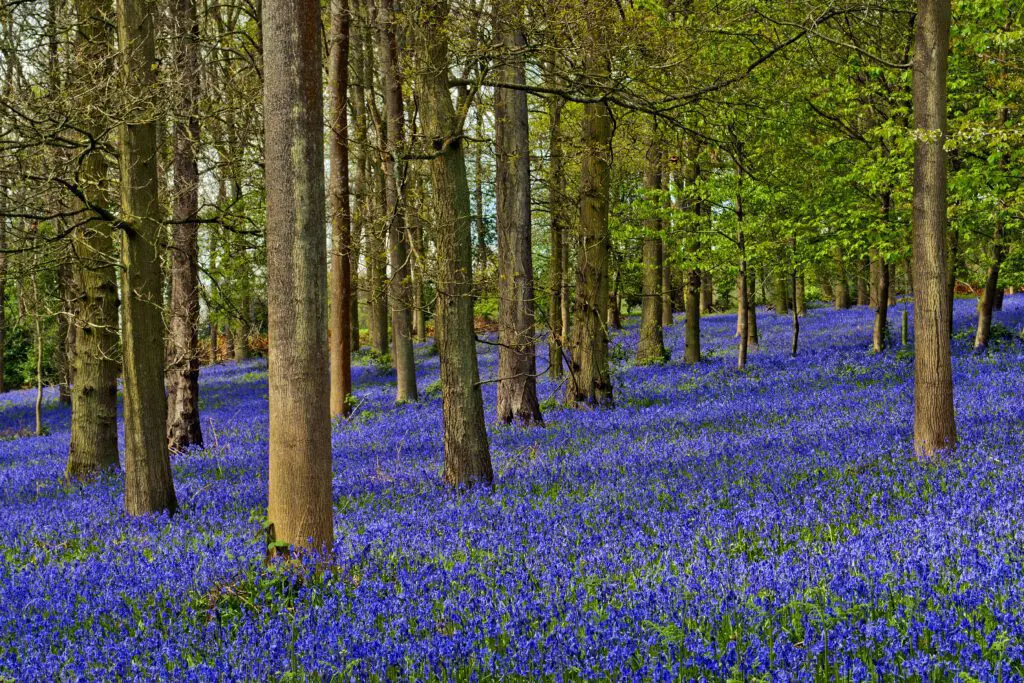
xmin=637 ymin=137 xmax=665 ymax=364
xmin=474 ymin=107 xmax=488 ymax=273
xmin=350 ymin=13 xmax=370 ymax=353
xmin=547 ymin=96 xmax=565 ymax=379
xmin=700 ymin=271 xmax=713 ymax=313
xmin=873 ymin=258 xmax=891 ymax=352
xmin=911 ymin=0 xmax=956 ymax=458
xmin=746 ymin=277 xmax=759 ymax=348
xmin=684 ymin=268 xmax=700 ymax=364
xmin=796 ymin=274 xmax=807 ymax=315
xmin=66 ymin=0 xmax=121 ymax=479
xmin=329 ymin=0 xmax=353 ymax=417
xmin=974 ymin=216 xmax=1004 ymax=349
xmin=493 ymin=6 xmax=541 ymax=424
xmin=834 ymin=247 xmax=850 ymax=309
xmin=409 ymin=174 xmax=428 ymax=343
xmin=166 ymin=0 xmax=204 ymax=452
xmin=774 ymin=268 xmax=789 ymax=314
xmin=608 ymin=265 xmax=621 ymax=330
xmin=661 ymin=252 xmax=673 ymax=326
xmin=790 ymin=269 xmax=800 ymax=357
xmin=118 ymin=0 xmax=176 ymax=515
xmin=367 ymin=164 xmax=389 ymax=356
xmin=993 ymin=287 xmax=1003 ymax=311
xmin=946 ymin=225 xmax=959 ymax=334
xmin=856 ymin=257 xmax=869 ymax=306
xmin=0 ymin=215 xmax=5 ymax=394
xmin=415 ymin=0 xmax=492 ymax=486
xmin=374 ymin=0 xmax=417 ymax=402
xmin=568 ymin=21 xmax=613 ymax=408
xmin=263 ymin=0 xmax=334 ymax=550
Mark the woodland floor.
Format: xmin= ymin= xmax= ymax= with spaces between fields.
xmin=2 ymin=298 xmax=1024 ymax=681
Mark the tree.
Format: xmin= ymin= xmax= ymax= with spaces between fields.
xmin=329 ymin=0 xmax=353 ymax=418
xmin=263 ymin=0 xmax=334 ymax=549
xmin=414 ymin=0 xmax=492 ymax=486
xmin=494 ymin=2 xmax=542 ymax=424
xmin=118 ymin=0 xmax=177 ymax=514
xmin=546 ymin=95 xmax=566 ymax=380
xmin=637 ymin=135 xmax=665 ymax=364
xmin=66 ymin=0 xmax=120 ymax=479
xmin=568 ymin=1 xmax=614 ymax=408
xmin=166 ymin=0 xmax=204 ymax=452
xmin=374 ymin=0 xmax=417 ymax=402
xmin=911 ymin=0 xmax=956 ymax=458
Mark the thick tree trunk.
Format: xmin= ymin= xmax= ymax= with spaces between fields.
xmin=329 ymin=0 xmax=353 ymax=417
xmin=774 ymin=268 xmax=789 ymax=314
xmin=700 ymin=271 xmax=713 ymax=313
xmin=65 ymin=0 xmax=120 ymax=478
xmin=166 ymin=0 xmax=204 ymax=452
xmin=493 ymin=9 xmax=541 ymax=424
xmin=637 ymin=138 xmax=665 ymax=364
xmin=911 ymin=0 xmax=956 ymax=458
xmin=0 ymin=216 xmax=5 ymax=394
xmin=870 ymin=253 xmax=881 ymax=308
xmin=263 ymin=0 xmax=334 ymax=550
xmin=993 ymin=287 xmax=1003 ymax=311
xmin=375 ymin=0 xmax=417 ymax=401
xmin=547 ymin=96 xmax=565 ymax=379
xmin=350 ymin=14 xmax=370 ymax=353
xmin=416 ymin=0 xmax=492 ymax=486
xmin=568 ymin=97 xmax=613 ymax=406
xmin=118 ymin=0 xmax=176 ymax=514
xmin=57 ymin=258 xmax=74 ymax=405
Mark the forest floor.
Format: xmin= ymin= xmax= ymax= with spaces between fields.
xmin=2 ymin=298 xmax=1024 ymax=681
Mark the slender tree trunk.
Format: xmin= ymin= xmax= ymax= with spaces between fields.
xmin=0 ymin=215 xmax=5 ymax=394
xmin=493 ymin=5 xmax=540 ymax=423
xmin=911 ymin=0 xmax=956 ymax=458
xmin=946 ymin=225 xmax=959 ymax=334
xmin=568 ymin=21 xmax=613 ymax=408
xmin=415 ymin=0 xmax=492 ymax=486
xmin=547 ymin=96 xmax=565 ymax=379
xmin=637 ymin=137 xmax=665 ymax=364
xmin=474 ymin=106 xmax=488 ymax=272
xmin=118 ymin=0 xmax=176 ymax=515
xmin=368 ymin=164 xmax=389 ymax=356
xmin=263 ymin=0 xmax=334 ymax=550
xmin=974 ymin=216 xmax=1004 ymax=349
xmin=870 ymin=253 xmax=881 ymax=308
xmin=746 ymin=276 xmax=759 ymax=348
xmin=166 ymin=0 xmax=204 ymax=452
xmin=350 ymin=17 xmax=369 ymax=352
xmin=856 ymin=257 xmax=869 ymax=306
xmin=409 ymin=174 xmax=427 ymax=342
xmin=902 ymin=309 xmax=909 ymax=346
xmin=66 ymin=0 xmax=121 ymax=479
xmin=873 ymin=258 xmax=891 ymax=352
xmin=661 ymin=253 xmax=673 ymax=326
xmin=796 ymin=274 xmax=807 ymax=315
xmin=57 ymin=257 xmax=73 ymax=405
xmin=374 ymin=0 xmax=417 ymax=401
xmin=872 ymin=194 xmax=892 ymax=354
xmin=790 ymin=269 xmax=800 ymax=357
xmin=684 ymin=268 xmax=700 ymax=364
xmin=609 ymin=265 xmax=622 ymax=330
xmin=834 ymin=247 xmax=850 ymax=309
xmin=329 ymin=0 xmax=353 ymax=417
xmin=774 ymin=267 xmax=789 ymax=313
xmin=993 ymin=287 xmax=1003 ymax=311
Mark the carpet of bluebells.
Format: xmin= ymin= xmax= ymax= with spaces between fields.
xmin=3 ymin=298 xmax=1024 ymax=681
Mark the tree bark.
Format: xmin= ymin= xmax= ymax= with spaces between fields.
xmin=661 ymin=252 xmax=673 ymax=326
xmin=263 ymin=0 xmax=334 ymax=550
xmin=415 ymin=0 xmax=492 ymax=486
xmin=493 ymin=5 xmax=541 ymax=424
xmin=374 ymin=0 xmax=417 ymax=401
xmin=166 ymin=0 xmax=204 ymax=452
xmin=974 ymin=216 xmax=1004 ymax=349
xmin=911 ymin=0 xmax=956 ymax=458
xmin=547 ymin=96 xmax=565 ymax=379
xmin=118 ymin=0 xmax=177 ymax=515
xmin=637 ymin=137 xmax=665 ymax=364
xmin=700 ymin=271 xmax=713 ymax=313
xmin=796 ymin=274 xmax=807 ymax=315
xmin=329 ymin=0 xmax=353 ymax=418
xmin=568 ymin=17 xmax=613 ymax=408
xmin=65 ymin=0 xmax=121 ymax=478
xmin=872 ymin=194 xmax=892 ymax=354
xmin=834 ymin=247 xmax=850 ymax=309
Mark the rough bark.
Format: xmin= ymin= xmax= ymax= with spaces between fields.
xmin=796 ymin=274 xmax=807 ymax=315
xmin=65 ymin=0 xmax=121 ymax=478
xmin=568 ymin=19 xmax=613 ymax=408
xmin=166 ymin=0 xmax=204 ymax=452
xmin=0 ymin=215 xmax=5 ymax=394
xmin=911 ymin=0 xmax=956 ymax=458
xmin=329 ymin=0 xmax=353 ymax=418
xmin=871 ymin=195 xmax=892 ymax=354
xmin=700 ymin=271 xmax=713 ymax=313
xmin=263 ymin=0 xmax=334 ymax=550
xmin=661 ymin=254 xmax=673 ymax=326
xmin=374 ymin=0 xmax=417 ymax=402
xmin=547 ymin=96 xmax=565 ymax=379
xmin=637 ymin=138 xmax=665 ymax=364
xmin=415 ymin=0 xmax=492 ymax=486
xmin=493 ymin=6 xmax=541 ymax=424
xmin=118 ymin=0 xmax=177 ymax=515
xmin=774 ymin=267 xmax=789 ymax=314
